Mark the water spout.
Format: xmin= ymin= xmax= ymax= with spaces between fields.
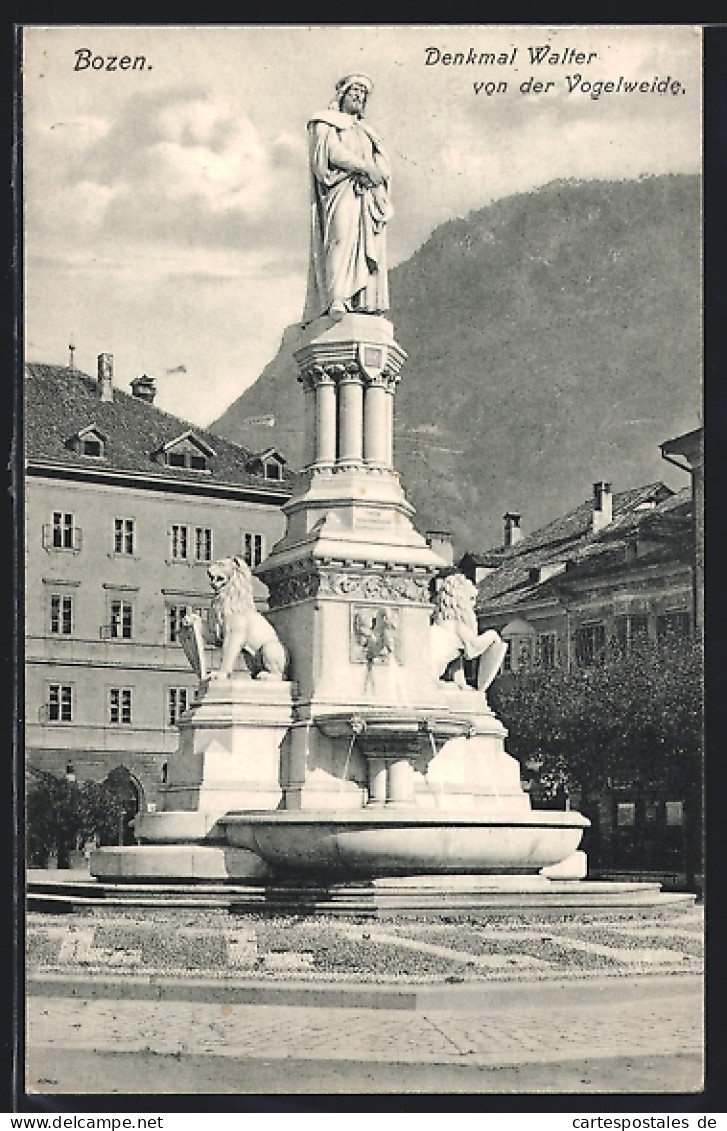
xmin=339 ymin=715 xmax=365 ymax=792
xmin=420 ymin=720 xmax=446 ymax=809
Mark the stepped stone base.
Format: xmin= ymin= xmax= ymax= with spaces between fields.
xmin=90 ymin=844 xmax=274 ymax=882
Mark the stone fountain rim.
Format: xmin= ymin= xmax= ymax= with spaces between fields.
xmin=313 ymin=710 xmax=487 ymax=739
xmin=219 ymin=810 xmax=590 ymax=829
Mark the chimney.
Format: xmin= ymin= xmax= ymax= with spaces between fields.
xmin=426 ymin=531 xmax=454 ymax=567
xmin=592 ymin=481 xmax=613 ymax=533
xmin=503 ymin=512 xmax=522 ymax=548
xmin=130 ymin=374 xmax=157 ymax=404
xmin=97 ymin=353 xmax=114 ymax=403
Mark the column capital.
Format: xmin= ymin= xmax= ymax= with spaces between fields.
xmin=298 ymin=363 xmax=338 ymax=390
xmin=337 ymin=362 xmax=365 ymax=386
xmin=363 ymin=368 xmax=400 ymax=391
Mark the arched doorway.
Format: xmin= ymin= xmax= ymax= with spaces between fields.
xmin=102 ymin=766 xmax=142 ymax=845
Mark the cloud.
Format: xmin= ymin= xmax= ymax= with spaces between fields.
xmin=26 ymin=87 xmax=310 ymax=257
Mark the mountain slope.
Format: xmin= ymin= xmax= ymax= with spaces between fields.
xmin=211 ymin=175 xmax=701 ymax=553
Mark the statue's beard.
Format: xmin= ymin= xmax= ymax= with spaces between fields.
xmin=341 ymin=98 xmax=365 ymax=118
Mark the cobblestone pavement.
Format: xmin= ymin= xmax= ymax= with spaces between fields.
xmin=28 ymin=977 xmax=703 ymax=1067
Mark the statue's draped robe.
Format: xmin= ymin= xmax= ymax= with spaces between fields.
xmin=302 ymin=109 xmax=393 ymax=324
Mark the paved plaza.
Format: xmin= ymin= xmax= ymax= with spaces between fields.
xmin=24 ymin=901 xmax=705 ymax=1096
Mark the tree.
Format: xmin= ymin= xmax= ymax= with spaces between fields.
xmin=489 ymin=633 xmax=703 ymax=801
xmin=26 ymin=771 xmax=127 ymax=868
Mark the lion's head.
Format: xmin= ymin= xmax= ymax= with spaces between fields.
xmin=207 ymin=556 xmax=256 ymax=640
xmin=432 ymin=572 xmax=478 ymax=628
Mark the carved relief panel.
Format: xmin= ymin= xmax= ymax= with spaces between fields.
xmin=350 ymin=604 xmax=402 ymax=665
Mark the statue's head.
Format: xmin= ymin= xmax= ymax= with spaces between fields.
xmin=207 ymin=555 xmax=253 ymax=598
xmin=334 ymin=73 xmax=373 ymax=117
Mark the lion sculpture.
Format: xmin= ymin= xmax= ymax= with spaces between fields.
xmin=184 ymin=556 xmax=287 ymax=681
xmin=430 ymin=572 xmax=507 ymax=697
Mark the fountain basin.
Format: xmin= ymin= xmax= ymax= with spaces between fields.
xmin=221 ymin=809 xmax=589 ymax=878
xmin=315 ymin=711 xmax=480 ymax=742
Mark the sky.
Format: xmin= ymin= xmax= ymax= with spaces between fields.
xmin=22 ymin=24 xmax=702 ymax=427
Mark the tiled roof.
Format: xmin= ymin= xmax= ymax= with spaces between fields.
xmin=474 ymin=483 xmax=692 ymax=614
xmin=24 ymin=362 xmax=292 ymax=495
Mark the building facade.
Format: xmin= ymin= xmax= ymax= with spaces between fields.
xmin=25 ymin=357 xmax=290 ymax=824
xmin=465 ymin=478 xmax=699 ymax=887
xmin=661 ymin=426 xmax=704 ymax=637
xmin=466 ymin=480 xmax=693 ymax=672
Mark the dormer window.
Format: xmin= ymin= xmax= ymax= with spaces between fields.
xmin=246 ymin=448 xmax=286 ymax=481
xmin=155 ymin=431 xmax=216 ymax=472
xmin=67 ymin=424 xmax=107 ymax=459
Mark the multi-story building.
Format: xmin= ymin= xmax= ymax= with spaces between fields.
xmin=463 ymin=477 xmax=698 ymax=887
xmin=464 ymin=480 xmax=693 ymax=672
xmin=25 ymin=355 xmax=290 ymax=828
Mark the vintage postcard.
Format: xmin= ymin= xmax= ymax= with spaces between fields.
xmin=20 ymin=24 xmax=705 ymax=1107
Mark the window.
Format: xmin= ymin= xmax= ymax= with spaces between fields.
xmin=537 ymin=633 xmax=556 ymax=669
xmin=44 ymin=511 xmax=81 ymax=551
xmin=666 ymin=801 xmax=684 ymax=827
xmin=194 ymin=527 xmax=213 ymax=563
xmin=501 ymin=634 xmax=532 ymax=673
xmin=109 ymin=687 xmax=132 ymax=725
xmin=264 ymin=461 xmax=282 ymax=480
xmin=160 ymin=435 xmax=214 ymax=472
xmin=616 ymin=801 xmax=636 ymax=827
xmin=165 ymin=450 xmax=208 ymax=471
xmin=242 ymin=532 xmax=264 ymax=568
xmin=114 ymin=518 xmax=135 ymax=556
xmin=613 ymin=614 xmax=649 ymax=654
xmin=71 ymin=426 xmax=107 ymax=458
xmin=110 ymin=599 xmax=133 ymax=639
xmin=575 ymin=623 xmax=606 ymax=666
xmin=167 ymin=604 xmax=189 ymax=644
xmin=170 ymin=524 xmax=189 ymax=560
xmin=657 ymin=612 xmax=691 ymax=640
xmin=48 ymin=684 xmax=73 ymax=722
xmin=168 ymin=687 xmax=190 ymax=725
xmin=50 ymin=593 xmax=73 ymax=635
xmin=516 ymin=637 xmax=532 ymax=669
xmin=54 ymin=511 xmax=73 ymax=548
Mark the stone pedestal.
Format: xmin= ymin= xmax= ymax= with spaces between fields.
xmin=134 ymin=678 xmax=294 ymax=843
xmin=256 ymin=313 xmax=447 ymax=764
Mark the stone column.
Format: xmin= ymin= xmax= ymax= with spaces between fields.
xmin=387 ymin=758 xmax=415 ymax=806
xmin=367 ymin=758 xmax=388 ymax=806
xmin=382 ymin=383 xmax=395 ymax=468
xmin=314 ymin=370 xmax=337 ymax=468
xmin=301 ymin=375 xmax=317 ymax=468
xmin=337 ymin=366 xmax=364 ymax=468
xmin=363 ymin=375 xmax=390 ymax=467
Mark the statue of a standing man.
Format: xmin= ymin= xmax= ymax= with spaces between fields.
xmin=302 ymin=74 xmax=393 ymax=324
